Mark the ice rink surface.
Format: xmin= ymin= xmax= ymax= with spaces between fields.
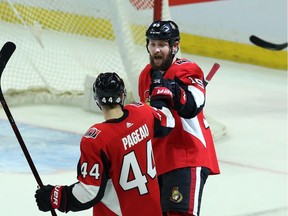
xmin=0 ymin=54 xmax=287 ymax=216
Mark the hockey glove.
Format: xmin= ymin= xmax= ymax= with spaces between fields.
xmin=150 ymin=86 xmax=173 ymax=107
xmin=170 ymin=77 xmax=187 ymax=110
xmin=35 ymin=185 xmax=67 ymax=212
xmin=149 ymin=71 xmax=173 ymax=107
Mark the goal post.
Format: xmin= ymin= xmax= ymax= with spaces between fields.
xmin=0 ymin=0 xmax=171 ymax=108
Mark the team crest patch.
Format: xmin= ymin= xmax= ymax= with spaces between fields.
xmin=170 ymin=187 xmax=183 ymax=203
xmin=84 ymin=127 xmax=101 ymax=139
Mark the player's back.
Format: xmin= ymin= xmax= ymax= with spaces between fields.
xmin=94 ymin=103 xmax=162 ymax=216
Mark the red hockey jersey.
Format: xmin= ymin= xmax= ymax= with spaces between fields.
xmin=76 ymin=103 xmax=174 ymax=216
xmin=138 ymin=58 xmax=220 ymax=175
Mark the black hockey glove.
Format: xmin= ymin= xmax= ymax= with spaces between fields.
xmin=149 ymin=71 xmax=173 ymax=108
xmin=35 ymin=184 xmax=67 ymax=212
xmin=170 ymin=77 xmax=187 ymax=111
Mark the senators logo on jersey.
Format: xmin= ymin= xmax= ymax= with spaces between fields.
xmin=170 ymin=187 xmax=183 ymax=203
xmin=84 ymin=127 xmax=101 ymax=139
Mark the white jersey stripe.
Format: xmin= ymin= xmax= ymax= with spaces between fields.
xmin=188 ymin=85 xmax=205 ymax=108
xmin=193 ymin=167 xmax=202 ymax=216
xmin=181 ymin=117 xmax=206 ymax=147
xmin=72 ymin=182 xmax=100 ymax=203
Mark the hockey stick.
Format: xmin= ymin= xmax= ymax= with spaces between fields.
xmin=204 ymin=63 xmax=220 ymax=87
xmin=249 ymin=35 xmax=288 ymax=51
xmin=0 ymin=42 xmax=57 ymax=216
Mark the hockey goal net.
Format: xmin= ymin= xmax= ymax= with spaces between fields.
xmin=0 ymin=0 xmax=170 ymax=106
xmin=0 ymin=0 xmax=226 ymax=141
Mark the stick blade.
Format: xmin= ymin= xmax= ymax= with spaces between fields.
xmin=250 ymin=35 xmax=287 ymax=51
xmin=0 ymin=42 xmax=16 ymax=73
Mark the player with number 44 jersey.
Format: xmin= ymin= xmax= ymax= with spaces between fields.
xmin=35 ymin=72 xmax=175 ymax=216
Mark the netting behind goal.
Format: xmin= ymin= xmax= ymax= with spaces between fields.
xmin=0 ymin=0 xmax=170 ymax=106
xmin=0 ymin=0 xmax=227 ymax=142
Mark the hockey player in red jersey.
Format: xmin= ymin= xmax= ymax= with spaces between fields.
xmin=138 ymin=20 xmax=220 ymax=216
xmin=35 ymin=72 xmax=175 ymax=216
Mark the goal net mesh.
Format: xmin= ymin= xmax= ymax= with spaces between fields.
xmin=0 ymin=0 xmax=226 ymax=142
xmin=0 ymin=0 xmax=170 ymax=105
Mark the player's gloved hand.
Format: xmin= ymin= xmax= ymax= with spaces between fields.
xmin=150 ymin=86 xmax=173 ymax=106
xmin=35 ymin=185 xmax=67 ymax=212
xmin=170 ymin=77 xmax=187 ymax=110
xmin=149 ymin=71 xmax=173 ymax=107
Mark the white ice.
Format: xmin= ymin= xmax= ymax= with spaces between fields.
xmin=0 ymin=54 xmax=287 ymax=216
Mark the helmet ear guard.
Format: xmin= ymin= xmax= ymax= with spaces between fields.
xmin=93 ymin=72 xmax=127 ymax=109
